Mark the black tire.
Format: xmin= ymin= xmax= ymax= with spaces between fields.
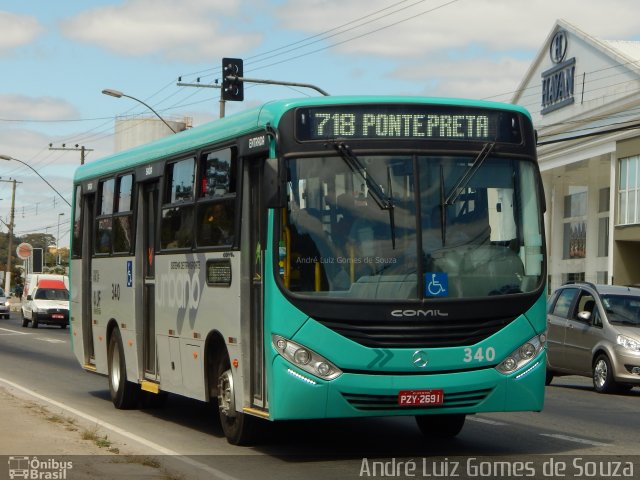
xmin=593 ymin=354 xmax=617 ymax=393
xmin=415 ymin=414 xmax=466 ymax=439
xmin=108 ymin=329 xmax=140 ymax=409
xmin=21 ymin=311 xmax=29 ymax=328
xmin=545 ymin=370 xmax=554 ymax=386
xmin=31 ymin=315 xmax=39 ymax=329
xmin=60 ymin=323 xmax=67 ymax=329
xmin=216 ymin=352 xmax=257 ymax=445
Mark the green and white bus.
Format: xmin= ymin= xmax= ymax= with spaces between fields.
xmin=70 ymin=96 xmax=547 ymax=445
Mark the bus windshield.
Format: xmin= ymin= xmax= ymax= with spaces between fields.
xmin=279 ymin=154 xmax=543 ymax=300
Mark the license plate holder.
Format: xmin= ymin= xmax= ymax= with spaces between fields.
xmin=398 ymin=389 xmax=444 ymax=407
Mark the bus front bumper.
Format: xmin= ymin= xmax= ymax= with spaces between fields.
xmin=267 ymin=350 xmax=546 ymax=420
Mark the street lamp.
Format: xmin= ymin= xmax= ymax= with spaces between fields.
xmin=102 ymin=88 xmax=177 ymax=134
xmin=56 ymin=213 xmax=65 ymax=266
xmin=0 ymin=155 xmax=71 ymax=207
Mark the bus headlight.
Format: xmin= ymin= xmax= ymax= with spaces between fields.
xmin=272 ymin=335 xmax=342 ymax=380
xmin=496 ymin=333 xmax=546 ymax=375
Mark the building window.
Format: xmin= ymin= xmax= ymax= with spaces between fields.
xmin=564 ymin=190 xmax=586 ymax=218
xmin=597 ymin=217 xmax=609 ymax=257
xmin=596 ymin=271 xmax=608 ymax=284
xmin=599 ymin=187 xmax=610 ymax=213
xmin=562 ymin=272 xmax=585 ymax=284
xmin=618 ymin=156 xmax=640 ymax=225
xmin=563 ymin=187 xmax=587 ymax=259
xmin=563 ymin=222 xmax=586 ymax=259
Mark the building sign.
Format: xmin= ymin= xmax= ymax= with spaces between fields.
xmin=541 ymin=30 xmax=576 ymax=115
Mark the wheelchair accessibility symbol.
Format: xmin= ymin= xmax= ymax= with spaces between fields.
xmin=425 ymin=272 xmax=448 ymax=297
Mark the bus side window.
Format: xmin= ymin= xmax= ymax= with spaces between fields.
xmin=197 ymin=200 xmax=235 ymax=247
xmin=196 ymin=148 xmax=237 ymax=248
xmin=161 ymin=206 xmax=194 ymax=249
xmin=161 ymin=157 xmax=196 ymax=250
xmin=95 ymin=178 xmax=115 ymax=255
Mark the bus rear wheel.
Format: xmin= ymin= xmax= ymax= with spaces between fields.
xmin=216 ymin=355 xmax=256 ymax=445
xmin=415 ymin=414 xmax=466 ymax=439
xmin=108 ymin=328 xmax=139 ymax=409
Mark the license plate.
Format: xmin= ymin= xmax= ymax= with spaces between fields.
xmin=398 ymin=389 xmax=444 ymax=407
xmin=52 ymin=314 xmax=64 ymax=319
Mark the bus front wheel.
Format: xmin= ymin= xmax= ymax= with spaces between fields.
xmin=415 ymin=414 xmax=466 ymax=439
xmin=216 ymin=355 xmax=256 ymax=445
xmin=108 ymin=328 xmax=139 ymax=409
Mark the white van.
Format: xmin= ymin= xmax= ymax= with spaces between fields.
xmin=21 ymin=274 xmax=70 ymax=329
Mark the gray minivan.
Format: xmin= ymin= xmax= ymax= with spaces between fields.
xmin=546 ymin=282 xmax=640 ymax=393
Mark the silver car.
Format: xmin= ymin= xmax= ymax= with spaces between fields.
xmin=546 ymin=283 xmax=640 ymax=393
xmin=0 ymin=288 xmax=9 ymax=319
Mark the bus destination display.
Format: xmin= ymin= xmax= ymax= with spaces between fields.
xmin=296 ymin=105 xmax=521 ymax=143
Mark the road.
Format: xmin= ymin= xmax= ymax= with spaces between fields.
xmin=1 ymin=311 xmax=639 ymax=479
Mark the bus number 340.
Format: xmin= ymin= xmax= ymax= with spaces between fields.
xmin=463 ymin=347 xmax=495 ymax=363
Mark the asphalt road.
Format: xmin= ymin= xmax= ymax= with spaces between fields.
xmin=1 ymin=311 xmax=639 ymax=479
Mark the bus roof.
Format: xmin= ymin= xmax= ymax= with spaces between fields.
xmin=74 ymin=96 xmax=531 ymax=183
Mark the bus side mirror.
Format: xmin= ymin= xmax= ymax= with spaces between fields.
xmin=263 ymin=157 xmax=286 ymax=208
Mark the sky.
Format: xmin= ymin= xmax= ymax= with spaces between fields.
xmin=1 ymin=0 xmax=638 ymax=248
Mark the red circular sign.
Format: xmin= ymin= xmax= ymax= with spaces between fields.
xmin=16 ymin=242 xmax=33 ymax=260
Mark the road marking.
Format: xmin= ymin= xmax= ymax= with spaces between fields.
xmin=540 ymin=433 xmax=610 ymax=447
xmin=0 ymin=327 xmax=30 ymax=336
xmin=467 ymin=416 xmax=508 ymax=426
xmin=35 ymin=337 xmax=67 ymax=344
xmin=0 ymin=377 xmax=241 ymax=480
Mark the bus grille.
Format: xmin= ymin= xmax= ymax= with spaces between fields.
xmin=341 ymin=388 xmax=493 ymax=411
xmin=317 ymin=316 xmax=512 ymax=348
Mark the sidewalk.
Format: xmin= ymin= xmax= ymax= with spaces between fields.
xmin=0 ymin=386 xmax=168 ymax=479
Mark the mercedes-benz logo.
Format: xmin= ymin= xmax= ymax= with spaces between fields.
xmin=549 ymin=30 xmax=568 ymax=64
xmin=412 ymin=350 xmax=429 ymax=368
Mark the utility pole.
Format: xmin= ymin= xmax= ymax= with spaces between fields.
xmin=48 ymin=144 xmax=94 ymax=165
xmin=0 ymin=178 xmax=20 ymax=293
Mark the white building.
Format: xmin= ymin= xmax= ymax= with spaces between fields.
xmin=114 ymin=116 xmax=192 ymax=152
xmin=513 ymin=19 xmax=640 ymax=291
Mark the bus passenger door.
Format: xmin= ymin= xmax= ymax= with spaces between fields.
xmin=249 ymin=161 xmax=266 ymax=409
xmin=82 ymin=193 xmax=96 ymax=365
xmin=142 ymin=181 xmax=158 ymax=379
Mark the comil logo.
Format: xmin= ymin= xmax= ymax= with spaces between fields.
xmin=390 ymin=309 xmax=448 ymax=318
xmin=7 ymin=456 xmax=73 ymax=479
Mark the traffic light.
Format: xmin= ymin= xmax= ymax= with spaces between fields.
xmin=222 ymin=58 xmax=244 ymax=101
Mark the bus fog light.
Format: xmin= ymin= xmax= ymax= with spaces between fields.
xmin=294 ymin=348 xmax=311 ymax=365
xmin=272 ymin=334 xmax=342 ymax=380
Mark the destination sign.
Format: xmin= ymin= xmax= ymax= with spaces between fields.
xmin=295 ymin=105 xmax=522 ymax=143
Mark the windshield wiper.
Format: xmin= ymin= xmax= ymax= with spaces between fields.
xmin=332 ymin=142 xmax=396 ymax=248
xmin=444 ymin=142 xmax=495 ymax=207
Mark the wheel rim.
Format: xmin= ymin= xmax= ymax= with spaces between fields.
xmin=111 ymin=343 xmax=121 ymax=392
xmin=594 ymin=358 xmax=607 ymax=389
xmin=218 ymin=369 xmax=235 ymax=418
